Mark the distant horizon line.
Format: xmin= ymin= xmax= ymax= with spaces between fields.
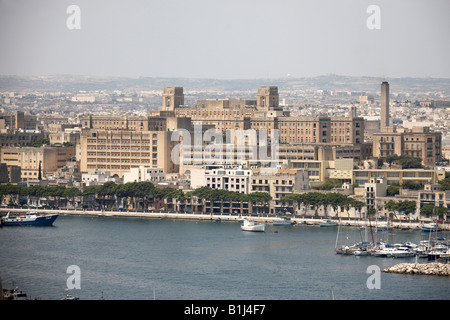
xmin=1 ymin=73 xmax=450 ymax=81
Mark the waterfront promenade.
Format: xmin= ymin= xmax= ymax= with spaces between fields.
xmin=1 ymin=207 xmax=449 ymax=231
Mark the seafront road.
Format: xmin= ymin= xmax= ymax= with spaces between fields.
xmin=1 ymin=208 xmax=448 ymax=231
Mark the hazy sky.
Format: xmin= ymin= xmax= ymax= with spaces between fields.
xmin=0 ymin=0 xmax=449 ymax=79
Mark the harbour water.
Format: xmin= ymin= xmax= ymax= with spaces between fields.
xmin=0 ymin=215 xmax=449 ymax=300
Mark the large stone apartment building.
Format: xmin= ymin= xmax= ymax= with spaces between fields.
xmin=80 ymin=129 xmax=177 ymax=177
xmin=0 ymin=145 xmax=76 ymax=181
xmin=79 ymin=114 xmax=195 ymax=177
xmin=372 ymin=126 xmax=442 ymax=166
xmin=0 ymin=111 xmax=38 ymax=131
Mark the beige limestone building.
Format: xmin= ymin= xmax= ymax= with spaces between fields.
xmin=372 ymin=126 xmax=442 ymax=166
xmin=0 ymin=145 xmax=76 ymax=181
xmin=80 ymin=129 xmax=178 ymax=177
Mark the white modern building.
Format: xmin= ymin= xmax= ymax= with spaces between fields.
xmin=190 ymin=165 xmax=252 ymax=193
xmin=364 ymin=177 xmax=387 ymax=211
xmin=123 ymin=166 xmax=166 ymax=184
xmin=81 ymin=170 xmax=119 ymax=186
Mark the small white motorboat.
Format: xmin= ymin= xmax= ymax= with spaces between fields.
xmin=421 ymin=222 xmax=440 ymax=232
xmin=241 ymin=219 xmax=265 ymax=232
xmin=375 ymin=221 xmax=391 ymax=231
xmin=320 ymin=219 xmax=337 ymax=227
xmin=272 ymin=217 xmax=294 ymax=226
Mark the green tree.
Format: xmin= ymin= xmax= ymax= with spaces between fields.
xmin=421 ymin=204 xmax=449 ymax=219
xmin=402 ymin=180 xmax=423 ymax=190
xmin=386 ymin=154 xmax=423 ymax=169
xmin=281 ymin=192 xmax=363 ymax=217
xmin=0 ymin=184 xmax=24 ymax=205
xmin=385 ymin=200 xmax=416 ymax=218
xmin=398 ymin=154 xmax=423 ymax=168
xmin=31 ymin=138 xmax=50 ymax=147
xmin=397 ymin=200 xmax=417 ymax=215
xmin=321 ymin=180 xmax=341 ymax=190
xmin=63 ymin=187 xmax=81 ymax=207
xmin=387 ymin=185 xmax=400 ymax=196
xmin=96 ymin=182 xmax=118 ymax=209
xmin=367 ymin=207 xmax=376 ymax=216
xmin=438 ymin=172 xmax=450 ymax=191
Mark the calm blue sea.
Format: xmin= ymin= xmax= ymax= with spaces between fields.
xmin=0 ymin=215 xmax=449 ymax=300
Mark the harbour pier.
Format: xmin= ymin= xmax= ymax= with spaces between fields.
xmin=383 ymin=263 xmax=450 ymax=276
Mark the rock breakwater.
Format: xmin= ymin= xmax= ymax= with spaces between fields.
xmin=383 ymin=263 xmax=450 ymax=276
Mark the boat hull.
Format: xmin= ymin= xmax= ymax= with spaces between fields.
xmin=421 ymin=227 xmax=440 ymax=232
xmin=241 ymin=225 xmax=265 ymax=232
xmin=354 ymin=250 xmax=370 ymax=256
xmin=320 ymin=223 xmax=337 ymax=227
xmin=392 ymin=253 xmax=415 ymax=258
xmin=421 ymin=223 xmax=441 ymax=232
xmin=241 ymin=220 xmax=265 ymax=232
xmin=272 ymin=221 xmax=293 ymax=226
xmin=4 ymin=214 xmax=58 ymax=226
xmin=391 ymin=252 xmax=415 ymax=258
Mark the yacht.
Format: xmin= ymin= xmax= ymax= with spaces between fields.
xmin=2 ymin=285 xmax=28 ymax=300
xmin=390 ymin=246 xmax=415 ymax=258
xmin=335 ymin=245 xmax=354 ymax=255
xmin=372 ymin=243 xmax=395 ymax=257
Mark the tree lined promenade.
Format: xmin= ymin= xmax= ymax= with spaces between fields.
xmin=0 ymin=182 xmax=448 ymax=230
xmin=0 ymin=182 xmax=271 ymax=212
xmin=0 ymin=183 xmax=363 ymax=217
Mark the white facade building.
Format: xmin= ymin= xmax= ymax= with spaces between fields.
xmin=81 ymin=170 xmax=118 ymax=186
xmin=123 ymin=166 xmax=166 ymax=184
xmin=190 ymin=165 xmax=252 ymax=193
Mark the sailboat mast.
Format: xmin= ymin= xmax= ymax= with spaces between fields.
xmin=364 ymin=205 xmax=368 ymax=243
xmin=335 ymin=223 xmax=341 ymax=249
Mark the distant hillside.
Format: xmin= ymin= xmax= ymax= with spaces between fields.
xmin=1 ymin=74 xmax=449 ymax=95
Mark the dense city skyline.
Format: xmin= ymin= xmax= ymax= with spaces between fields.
xmin=2 ymin=0 xmax=450 ymax=305
xmin=1 ymin=0 xmax=449 ymax=79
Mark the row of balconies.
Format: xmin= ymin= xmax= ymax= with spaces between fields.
xmin=87 ymin=140 xmax=153 ymax=145
xmin=87 ymin=159 xmax=151 ymax=163
xmin=86 ymin=146 xmax=153 ymax=150
xmin=87 ymin=153 xmax=152 ymax=157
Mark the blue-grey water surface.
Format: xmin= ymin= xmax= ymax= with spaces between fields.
xmin=0 ymin=215 xmax=449 ymax=300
